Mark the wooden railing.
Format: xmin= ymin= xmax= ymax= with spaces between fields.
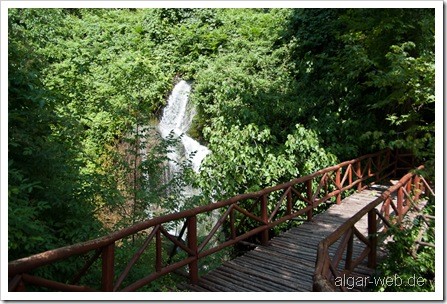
xmin=9 ymin=149 xmax=402 ymax=292
xmin=313 ymin=165 xmax=434 ymax=292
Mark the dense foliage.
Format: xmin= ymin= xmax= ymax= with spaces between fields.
xmin=285 ymin=9 xmax=435 ymax=164
xmin=372 ymin=197 xmax=435 ymax=291
xmin=8 ymin=9 xmax=103 ymax=260
xmin=8 ymin=8 xmax=435 ymax=290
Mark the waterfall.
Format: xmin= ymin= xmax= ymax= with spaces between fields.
xmin=157 ymin=80 xmax=220 ymax=244
xmin=158 ymin=80 xmax=210 ymax=191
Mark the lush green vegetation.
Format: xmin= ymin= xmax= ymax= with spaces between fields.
xmin=372 ymin=197 xmax=435 ymax=291
xmin=8 ymin=8 xmax=435 ymax=291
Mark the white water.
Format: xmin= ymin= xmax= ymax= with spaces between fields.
xmin=158 ymin=80 xmax=210 ymax=184
xmin=157 ymin=80 xmax=220 ymax=241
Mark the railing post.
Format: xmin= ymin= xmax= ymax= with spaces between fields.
xmin=101 ymin=243 xmax=115 ymax=292
xmin=356 ymin=162 xmax=362 ymax=191
xmin=260 ymin=194 xmax=269 ymax=245
xmin=397 ymin=187 xmax=404 ymax=224
xmin=367 ymin=210 xmax=377 ymax=268
xmin=306 ymin=180 xmax=313 ymax=221
xmin=230 ymin=206 xmax=236 ymax=240
xmin=336 ymin=168 xmax=341 ymax=204
xmin=348 ymin=165 xmax=352 ymax=186
xmin=383 ymin=197 xmax=391 ymax=232
xmin=9 ymin=275 xmax=26 ymax=292
xmin=286 ymin=188 xmax=293 ymax=216
xmin=406 ymin=177 xmax=412 ymax=200
xmin=187 ymin=216 xmax=199 ymax=285
xmin=345 ymin=229 xmax=354 ymax=271
xmin=413 ymin=175 xmax=421 ymax=201
xmin=156 ymin=228 xmax=162 ymax=272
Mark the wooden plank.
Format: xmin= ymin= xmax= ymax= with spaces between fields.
xmin=205 ymin=268 xmax=258 ymax=292
xmin=204 ymin=270 xmax=255 ymax=292
xmin=271 ymin=232 xmax=318 ymax=244
xmin=263 ymin=242 xmax=317 ymax=259
xmin=287 ymin=223 xmax=345 ymax=235
xmin=223 ymin=261 xmax=295 ymax=292
xmin=194 ymin=283 xmax=219 ymax=292
xmin=199 ymin=274 xmax=249 ymax=292
xmin=216 ymin=267 xmax=282 ymax=292
xmin=231 ymin=256 xmax=300 ymax=280
xmin=282 ymin=233 xmax=332 ymax=243
xmin=285 ymin=221 xmax=369 ymax=241
xmin=240 ymin=252 xmax=314 ymax=280
xmin=268 ymin=239 xmax=317 ymax=252
xmin=281 ymin=229 xmax=333 ymax=240
xmin=244 ymin=250 xmax=315 ymax=276
xmin=196 ymin=278 xmax=226 ymax=292
xmin=265 ymin=247 xmax=317 ymax=265
xmin=275 ymin=234 xmax=321 ymax=247
xmin=260 ymin=244 xmax=317 ymax=264
xmin=256 ymin=249 xmax=316 ymax=268
xmin=212 ymin=268 xmax=267 ymax=291
xmin=267 ymin=239 xmax=318 ymax=255
xmin=231 ymin=257 xmax=298 ymax=279
xmin=178 ymin=282 xmax=210 ymax=292
xmin=242 ymin=256 xmax=314 ymax=291
xmin=228 ymin=257 xmax=303 ymax=290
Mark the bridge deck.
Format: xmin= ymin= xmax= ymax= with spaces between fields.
xmin=179 ymin=185 xmax=389 ymax=292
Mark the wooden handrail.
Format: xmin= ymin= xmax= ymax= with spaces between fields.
xmin=9 ymin=149 xmax=403 ymax=292
xmin=313 ymin=165 xmax=431 ymax=291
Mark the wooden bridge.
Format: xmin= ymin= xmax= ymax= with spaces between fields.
xmin=8 ymin=149 xmax=433 ymax=293
xmin=177 ymin=185 xmax=389 ymax=292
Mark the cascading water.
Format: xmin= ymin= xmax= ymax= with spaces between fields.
xmin=158 ymin=80 xmax=210 ymax=195
xmin=156 ymin=80 xmax=211 ymax=236
xmin=157 ymin=80 xmax=219 ymax=249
